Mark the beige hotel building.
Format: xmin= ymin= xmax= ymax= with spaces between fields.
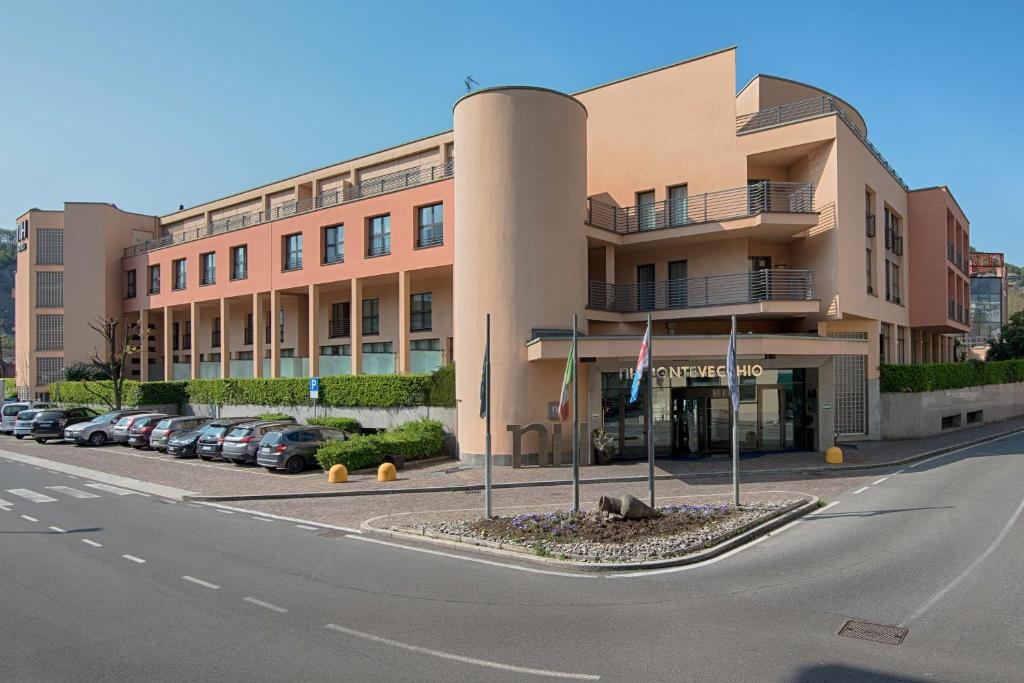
xmin=14 ymin=47 xmax=971 ymax=463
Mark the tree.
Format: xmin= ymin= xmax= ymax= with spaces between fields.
xmin=82 ymin=317 xmax=139 ymax=409
xmin=63 ymin=361 xmax=107 ymax=381
xmin=986 ymin=310 xmax=1024 ymax=361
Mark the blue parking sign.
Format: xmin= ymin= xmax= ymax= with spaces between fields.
xmin=309 ymin=376 xmax=320 ymax=399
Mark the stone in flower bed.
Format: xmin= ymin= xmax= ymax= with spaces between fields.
xmin=409 ymin=499 xmax=803 ymax=563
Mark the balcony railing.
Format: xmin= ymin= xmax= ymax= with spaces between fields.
xmin=736 ymin=95 xmax=908 ymax=190
xmin=411 ymin=311 xmax=432 ymax=332
xmin=329 ymin=319 xmax=351 ymax=338
xmin=587 ymin=181 xmax=813 ymax=234
xmin=866 ymin=212 xmax=876 ymax=237
xmin=947 ymin=242 xmax=955 ymax=262
xmin=885 ymin=229 xmax=904 ymax=256
xmin=948 ymin=299 xmax=956 ymax=320
xmin=244 ymin=327 xmax=253 ymax=345
xmin=124 ymin=158 xmax=454 ymax=257
xmin=587 ymin=270 xmax=814 ymax=313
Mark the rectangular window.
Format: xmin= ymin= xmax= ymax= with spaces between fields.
xmin=200 ymin=252 xmax=215 ymax=285
xmin=668 ymin=260 xmax=688 ymax=307
xmin=36 ymin=271 xmax=63 ymax=308
xmin=330 ymin=302 xmax=351 ymax=338
xmin=865 ymin=189 xmax=876 ymax=237
xmin=283 ymin=233 xmax=303 ymax=270
xmin=36 ymin=358 xmax=64 ymax=386
xmin=411 ymin=292 xmax=432 ymax=331
xmin=244 ymin=313 xmax=253 ymax=345
xmin=323 ymin=225 xmax=344 ymax=264
xmin=410 ymin=338 xmax=441 ymax=351
xmin=866 ymin=248 xmax=873 ymax=294
xmin=363 ymin=341 xmax=392 ymax=354
xmin=416 ymin=204 xmax=443 ymax=248
xmin=36 ymin=314 xmax=63 ymax=350
xmin=880 ymin=324 xmax=891 ymax=364
xmin=637 ymin=263 xmax=655 ymax=311
xmin=896 ymin=326 xmax=906 ymax=365
xmin=36 ymin=229 xmax=63 ymax=265
xmin=125 ymin=269 xmax=137 ymax=298
xmin=173 ymin=259 xmax=187 ymax=290
xmin=182 ymin=321 xmax=192 ymax=350
xmin=212 ymin=317 xmax=221 ymax=348
xmin=367 ymin=215 xmax=391 ymax=256
xmin=172 ymin=322 xmax=179 ymax=351
xmin=636 ymin=190 xmax=656 ymax=230
xmin=362 ymin=298 xmax=380 ymax=335
xmin=890 ymin=263 xmax=901 ymax=303
xmin=668 ymin=185 xmax=688 ymax=226
xmin=231 ymin=245 xmax=247 ymax=280
xmin=148 ymin=265 xmax=160 ymax=294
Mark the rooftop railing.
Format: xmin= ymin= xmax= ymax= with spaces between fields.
xmin=125 ymin=159 xmax=454 ymax=257
xmin=586 ymin=181 xmax=813 ymax=235
xmin=587 ymin=269 xmax=814 ymax=313
xmin=736 ymin=95 xmax=908 ymax=191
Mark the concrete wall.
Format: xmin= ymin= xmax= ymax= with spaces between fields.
xmin=880 ymin=383 xmax=1024 ymax=439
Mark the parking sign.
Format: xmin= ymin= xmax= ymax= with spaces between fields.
xmin=309 ymin=376 xmax=320 ymax=399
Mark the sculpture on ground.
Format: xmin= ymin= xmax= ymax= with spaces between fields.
xmin=597 ymin=494 xmax=663 ymax=521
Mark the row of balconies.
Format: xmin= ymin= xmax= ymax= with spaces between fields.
xmin=946 ymin=242 xmax=969 ymax=274
xmin=947 ymin=299 xmax=969 ymax=324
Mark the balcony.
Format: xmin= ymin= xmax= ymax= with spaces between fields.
xmin=587 ymin=181 xmax=813 ymax=235
xmin=329 ymin=318 xmax=351 ymax=338
xmin=736 ymin=95 xmax=907 ymax=191
xmin=866 ymin=212 xmax=876 ymax=237
xmin=587 ymin=269 xmax=814 ymax=313
xmin=124 ymin=159 xmax=454 ymax=257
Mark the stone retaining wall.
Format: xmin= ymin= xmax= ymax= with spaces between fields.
xmin=880 ymin=382 xmax=1024 ymax=439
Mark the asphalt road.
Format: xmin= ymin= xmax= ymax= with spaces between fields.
xmin=2 ymin=432 xmax=1023 ymax=682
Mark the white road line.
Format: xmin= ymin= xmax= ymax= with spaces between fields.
xmin=82 ymin=539 xmax=102 ymax=547
xmin=196 ymin=502 xmax=361 ymax=533
xmin=48 ymin=526 xmax=66 ymax=533
xmin=20 ymin=514 xmax=38 ymax=522
xmin=324 ymin=623 xmax=600 ymax=680
xmin=0 ymin=497 xmax=13 ymax=506
xmin=872 ymin=477 xmax=889 ymax=486
xmin=893 ymin=469 xmax=906 ymax=475
xmin=853 ymin=486 xmax=870 ymax=495
xmin=66 ymin=475 xmax=78 ymax=479
xmin=215 ymin=509 xmax=235 ymax=514
xmin=122 ymin=554 xmax=146 ymax=564
xmin=187 ymin=503 xmax=204 ymax=508
xmin=6 ymin=488 xmax=58 ymax=503
xmin=45 ymin=486 xmax=100 ymax=499
xmin=808 ymin=500 xmax=841 ymax=515
xmin=250 ymin=516 xmax=273 ymax=522
xmin=295 ymin=524 xmax=318 ymax=530
xmin=181 ymin=576 xmax=220 ymax=590
xmin=85 ymin=483 xmax=148 ymax=496
xmin=242 ymin=597 xmax=287 ymax=613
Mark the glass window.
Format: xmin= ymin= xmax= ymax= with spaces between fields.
xmin=149 ymin=265 xmax=160 ymax=294
xmin=668 ymin=185 xmax=688 ymax=226
xmin=212 ymin=317 xmax=221 ymax=348
xmin=231 ymin=245 xmax=247 ymax=280
xmin=866 ymin=248 xmax=873 ymax=294
xmin=283 ymin=233 xmax=303 ymax=270
xmin=368 ymin=215 xmax=391 ymax=256
xmin=36 ymin=229 xmax=63 ymax=265
xmin=323 ymin=225 xmax=344 ymax=264
xmin=362 ymin=298 xmax=379 ymax=335
xmin=200 ymin=252 xmax=215 ymax=285
xmin=411 ymin=292 xmax=432 ymax=331
xmin=173 ymin=259 xmax=187 ymax=290
xmin=36 ymin=271 xmax=63 ymax=307
xmin=667 ymin=260 xmax=687 ymax=308
xmin=417 ymin=204 xmax=443 ymax=248
xmin=636 ymin=190 xmax=656 ymax=230
xmin=36 ymin=314 xmax=63 ymax=350
xmin=172 ymin=322 xmax=179 ymax=350
xmin=330 ymin=302 xmax=350 ymax=338
xmin=125 ymin=270 xmax=137 ymax=298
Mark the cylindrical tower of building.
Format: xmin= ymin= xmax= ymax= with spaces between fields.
xmin=453 ymin=86 xmax=588 ymax=463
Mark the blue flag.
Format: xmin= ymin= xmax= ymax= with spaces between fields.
xmin=629 ymin=321 xmax=651 ymax=404
xmin=726 ymin=318 xmax=739 ymax=413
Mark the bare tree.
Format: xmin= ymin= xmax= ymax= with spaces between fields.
xmin=82 ymin=317 xmax=139 ymax=410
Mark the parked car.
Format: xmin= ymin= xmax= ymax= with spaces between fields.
xmin=257 ymin=426 xmax=348 ymax=473
xmin=126 ymin=414 xmax=173 ymax=449
xmin=196 ymin=418 xmax=261 ymax=461
xmin=221 ymin=421 xmax=295 ymax=465
xmin=149 ymin=416 xmax=211 ymax=452
xmin=2 ymin=402 xmax=55 ymax=434
xmin=111 ymin=412 xmax=164 ymax=445
xmin=31 ymin=407 xmax=100 ymax=443
xmin=64 ymin=409 xmax=148 ymax=446
xmin=166 ymin=423 xmax=219 ymax=459
xmin=12 ymin=409 xmax=42 ymax=439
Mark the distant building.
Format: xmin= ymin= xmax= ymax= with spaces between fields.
xmin=969 ymin=252 xmax=1008 ymax=346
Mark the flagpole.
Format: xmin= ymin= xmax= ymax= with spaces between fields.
xmin=731 ymin=314 xmax=739 ymax=507
xmin=647 ymin=314 xmax=655 ymax=509
xmin=485 ymin=313 xmax=493 ymax=519
xmin=571 ymin=312 xmax=580 ymax=512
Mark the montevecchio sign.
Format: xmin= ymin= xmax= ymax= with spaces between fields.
xmin=618 ymin=363 xmax=763 ymax=380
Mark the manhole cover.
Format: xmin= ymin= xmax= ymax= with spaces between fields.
xmin=838 ymin=620 xmax=908 ymax=646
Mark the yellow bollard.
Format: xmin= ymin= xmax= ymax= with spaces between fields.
xmin=377 ymin=462 xmax=397 ymax=482
xmin=327 ymin=464 xmax=348 ymax=483
xmin=825 ymin=446 xmax=843 ymax=464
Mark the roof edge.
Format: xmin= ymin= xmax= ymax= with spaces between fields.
xmin=737 ymin=73 xmax=867 ymax=135
xmin=908 ymin=185 xmax=970 ymax=224
xmin=453 ymin=85 xmax=587 ymax=115
xmin=572 ymin=45 xmax=737 ymax=97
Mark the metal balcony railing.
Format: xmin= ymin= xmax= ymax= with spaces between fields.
xmin=200 ymin=271 xmax=215 ymax=286
xmin=948 ymin=299 xmax=956 ymax=320
xmin=947 ymin=242 xmax=955 ymax=261
xmin=211 ymin=331 xmax=220 ymax=348
xmin=182 ymin=334 xmax=191 ymax=350
xmin=124 ymin=159 xmax=454 ymax=257
xmin=866 ymin=212 xmax=876 ymax=237
xmin=587 ymin=270 xmax=814 ymax=313
xmin=244 ymin=328 xmax=253 ymax=345
xmin=736 ymin=95 xmax=908 ymax=190
xmin=367 ymin=238 xmax=391 ymax=257
xmin=885 ymin=229 xmax=904 ymax=256
xmin=329 ymin=319 xmax=350 ymax=338
xmin=283 ymin=257 xmax=303 ymax=272
xmin=586 ymin=181 xmax=813 ymax=234
xmin=957 ymin=303 xmax=965 ymax=323
xmin=411 ymin=311 xmax=432 ymax=332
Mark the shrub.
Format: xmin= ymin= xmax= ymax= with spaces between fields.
xmin=880 ymin=359 xmax=1024 ymax=392
xmin=185 ymin=375 xmax=433 ymax=407
xmin=315 ymin=418 xmax=446 ymax=471
xmin=49 ymin=380 xmax=188 ymax=408
xmin=3 ymin=378 xmax=16 ymax=399
xmin=258 ymin=412 xmax=294 ymax=421
xmin=63 ymin=362 xmax=106 ymax=381
xmin=307 ymin=416 xmax=361 ymax=433
xmin=425 ymin=364 xmax=455 ymax=407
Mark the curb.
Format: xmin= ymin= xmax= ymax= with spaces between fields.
xmin=182 ymin=424 xmax=1024 ymax=502
xmin=359 ymin=495 xmax=819 ymax=573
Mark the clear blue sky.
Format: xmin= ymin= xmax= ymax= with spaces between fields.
xmin=3 ymin=0 xmax=1022 ymax=261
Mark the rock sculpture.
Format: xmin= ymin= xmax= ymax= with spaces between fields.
xmin=597 ymin=494 xmax=663 ymax=521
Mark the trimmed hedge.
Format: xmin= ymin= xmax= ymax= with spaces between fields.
xmin=880 ymin=359 xmax=1024 ymax=393
xmin=258 ymin=412 xmax=295 ymax=422
xmin=49 ymin=380 xmax=189 ymax=408
xmin=307 ymin=416 xmax=361 ymax=433
xmin=3 ymin=378 xmax=16 ymax=399
xmin=425 ymin=364 xmax=455 ymax=407
xmin=315 ymin=418 xmax=445 ymax=472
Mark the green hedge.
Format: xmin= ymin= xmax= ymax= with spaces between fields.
xmin=49 ymin=380 xmax=189 ymax=408
xmin=315 ymin=418 xmax=445 ymax=472
xmin=307 ymin=416 xmax=361 ymax=433
xmin=425 ymin=364 xmax=455 ymax=407
xmin=3 ymin=378 xmax=16 ymax=399
xmin=258 ymin=412 xmax=295 ymax=422
xmin=880 ymin=360 xmax=1024 ymax=393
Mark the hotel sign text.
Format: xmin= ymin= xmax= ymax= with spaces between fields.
xmin=618 ymin=363 xmax=764 ymax=380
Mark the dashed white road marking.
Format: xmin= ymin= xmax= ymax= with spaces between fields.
xmin=215 ymin=509 xmax=235 ymax=514
xmin=7 ymin=488 xmax=58 ymax=503
xmin=181 ymin=576 xmax=220 ymax=590
xmin=250 ymin=516 xmax=273 ymax=522
xmin=295 ymin=524 xmax=318 ymax=531
xmin=82 ymin=539 xmax=102 ymax=548
xmin=243 ymin=597 xmax=287 ymax=613
xmin=187 ymin=503 xmax=204 ymax=508
xmin=122 ymin=554 xmax=146 ymax=564
xmin=20 ymin=514 xmax=38 ymax=522
xmin=48 ymin=526 xmax=66 ymax=533
xmin=0 ymin=497 xmax=13 ymax=507
xmin=45 ymin=486 xmax=100 ymax=499
xmin=66 ymin=475 xmax=78 ymax=479
xmin=872 ymin=477 xmax=889 ymax=486
xmin=85 ymin=483 xmax=148 ymax=496
xmin=324 ymin=623 xmax=601 ymax=680
xmin=853 ymin=486 xmax=869 ymax=495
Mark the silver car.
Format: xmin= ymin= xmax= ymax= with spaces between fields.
xmin=65 ymin=409 xmax=148 ymax=447
xmin=111 ymin=412 xmax=161 ymax=445
xmin=149 ymin=416 xmax=211 ymax=452
xmin=221 ymin=421 xmax=294 ymax=465
xmin=12 ymin=409 xmax=42 ymax=439
xmin=2 ymin=402 xmax=54 ymax=434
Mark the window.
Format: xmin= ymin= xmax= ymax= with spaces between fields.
xmin=368 ymin=215 xmax=391 ymax=256
xmin=866 ymin=248 xmax=874 ymax=294
xmin=410 ymin=338 xmax=441 ymax=351
xmin=200 ymin=252 xmax=215 ymax=285
xmin=244 ymin=313 xmax=253 ymax=345
xmin=330 ymin=302 xmax=350 ymax=338
xmin=320 ymin=344 xmax=351 ymax=356
xmin=668 ymin=260 xmax=687 ymax=307
xmin=36 ymin=229 xmax=63 ymax=265
xmin=231 ymin=245 xmax=247 ymax=280
xmin=637 ymin=264 xmax=655 ymax=311
xmin=363 ymin=341 xmax=392 ymax=353
xmin=886 ymin=262 xmax=902 ymax=303
xmin=283 ymin=233 xmax=303 ymax=270
xmin=865 ymin=189 xmax=876 ymax=237
xmin=125 ymin=269 xmax=137 ymax=298
xmin=362 ymin=298 xmax=380 ymax=335
xmin=416 ymin=204 xmax=443 ymax=248
xmin=896 ymin=326 xmax=906 ymax=365
xmin=668 ymin=185 xmax=688 ymax=226
xmin=36 ymin=314 xmax=63 ymax=350
xmin=636 ymin=191 xmax=656 ymax=230
xmin=411 ymin=292 xmax=432 ymax=331
xmin=884 ymin=207 xmax=903 ymax=254
xmin=173 ymin=259 xmax=187 ymax=290
xmin=212 ymin=317 xmax=221 ymax=348
xmin=880 ymin=324 xmax=891 ymax=364
xmin=37 ymin=358 xmax=64 ymax=386
xmin=323 ymin=225 xmax=344 ymax=264
xmin=172 ymin=322 xmax=179 ymax=351
xmin=148 ymin=265 xmax=160 ymax=294
xmin=183 ymin=320 xmax=192 ymax=350
xmin=36 ymin=271 xmax=63 ymax=308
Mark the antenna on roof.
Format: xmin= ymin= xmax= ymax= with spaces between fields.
xmin=464 ymin=76 xmax=479 ymax=93
xmin=179 ymin=204 xmax=184 ymax=211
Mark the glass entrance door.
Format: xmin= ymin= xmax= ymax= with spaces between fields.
xmin=758 ymin=386 xmax=785 ymax=450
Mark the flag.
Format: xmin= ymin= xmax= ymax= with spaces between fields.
xmin=726 ymin=317 xmax=739 ymax=413
xmin=479 ymin=338 xmax=489 ymax=419
xmin=629 ymin=320 xmax=651 ymax=404
xmin=558 ymin=337 xmax=575 ymax=421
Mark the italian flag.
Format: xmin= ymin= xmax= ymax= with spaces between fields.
xmin=558 ymin=338 xmax=575 ymax=421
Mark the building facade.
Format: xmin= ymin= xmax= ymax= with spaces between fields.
xmin=13 ymin=47 xmax=971 ymax=460
xmin=969 ymin=252 xmax=1008 ymax=350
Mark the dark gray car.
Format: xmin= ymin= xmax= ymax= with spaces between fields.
xmin=256 ymin=426 xmax=347 ymax=473
xmin=221 ymin=421 xmax=294 ymax=465
xmin=149 ymin=416 xmax=211 ymax=452
xmin=196 ymin=418 xmax=261 ymax=461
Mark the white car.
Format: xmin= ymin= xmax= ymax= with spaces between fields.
xmin=1 ymin=402 xmax=54 ymax=434
xmin=12 ymin=409 xmax=43 ymax=439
